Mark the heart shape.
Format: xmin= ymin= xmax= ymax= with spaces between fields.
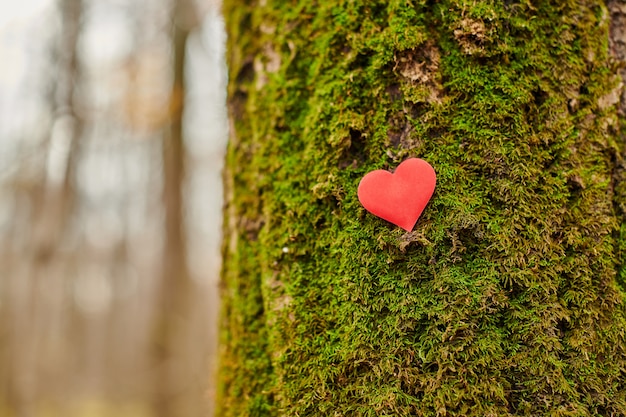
xmin=358 ymin=158 xmax=436 ymax=231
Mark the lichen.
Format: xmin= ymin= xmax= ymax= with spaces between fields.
xmin=217 ymin=1 xmax=626 ymax=416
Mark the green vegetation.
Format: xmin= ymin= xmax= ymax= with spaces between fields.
xmin=218 ymin=1 xmax=626 ymax=415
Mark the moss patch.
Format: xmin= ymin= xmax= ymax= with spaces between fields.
xmin=218 ymin=1 xmax=626 ymax=415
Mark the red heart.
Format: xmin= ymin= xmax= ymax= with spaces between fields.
xmin=358 ymin=158 xmax=436 ymax=231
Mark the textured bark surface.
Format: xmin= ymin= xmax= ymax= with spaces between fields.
xmin=218 ymin=1 xmax=626 ymax=415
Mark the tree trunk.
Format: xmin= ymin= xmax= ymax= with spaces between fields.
xmin=4 ymin=1 xmax=84 ymax=416
xmin=218 ymin=1 xmax=626 ymax=415
xmin=151 ymin=1 xmax=196 ymax=416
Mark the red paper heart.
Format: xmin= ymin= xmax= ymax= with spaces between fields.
xmin=358 ymin=158 xmax=436 ymax=231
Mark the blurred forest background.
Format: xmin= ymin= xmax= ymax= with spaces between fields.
xmin=0 ymin=0 xmax=226 ymax=416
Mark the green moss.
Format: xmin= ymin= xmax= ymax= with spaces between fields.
xmin=218 ymin=0 xmax=626 ymax=415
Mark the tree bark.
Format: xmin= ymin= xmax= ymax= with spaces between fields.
xmin=151 ymin=1 xmax=196 ymax=416
xmin=218 ymin=1 xmax=626 ymax=415
xmin=4 ymin=1 xmax=84 ymax=416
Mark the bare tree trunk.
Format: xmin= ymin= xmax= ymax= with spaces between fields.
xmin=151 ymin=1 xmax=198 ymax=416
xmin=4 ymin=1 xmax=84 ymax=416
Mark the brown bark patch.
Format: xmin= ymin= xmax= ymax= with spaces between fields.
xmin=254 ymin=43 xmax=281 ymax=90
xmin=454 ymin=18 xmax=488 ymax=56
xmin=397 ymin=230 xmax=432 ymax=252
xmin=608 ymin=1 xmax=626 ymax=115
xmin=608 ymin=1 xmax=626 ymax=224
xmin=394 ymin=42 xmax=443 ymax=104
xmin=239 ymin=215 xmax=265 ymax=241
xmin=396 ymin=44 xmax=440 ymax=84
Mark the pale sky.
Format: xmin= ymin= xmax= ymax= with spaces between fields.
xmin=0 ymin=0 xmax=53 ymax=28
xmin=0 ymin=0 xmax=57 ymax=178
xmin=0 ymin=0 xmax=54 ymax=86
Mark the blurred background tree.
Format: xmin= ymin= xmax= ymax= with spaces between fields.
xmin=0 ymin=0 xmax=226 ymax=416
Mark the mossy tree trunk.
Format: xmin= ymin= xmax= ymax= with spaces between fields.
xmin=218 ymin=1 xmax=626 ymax=415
